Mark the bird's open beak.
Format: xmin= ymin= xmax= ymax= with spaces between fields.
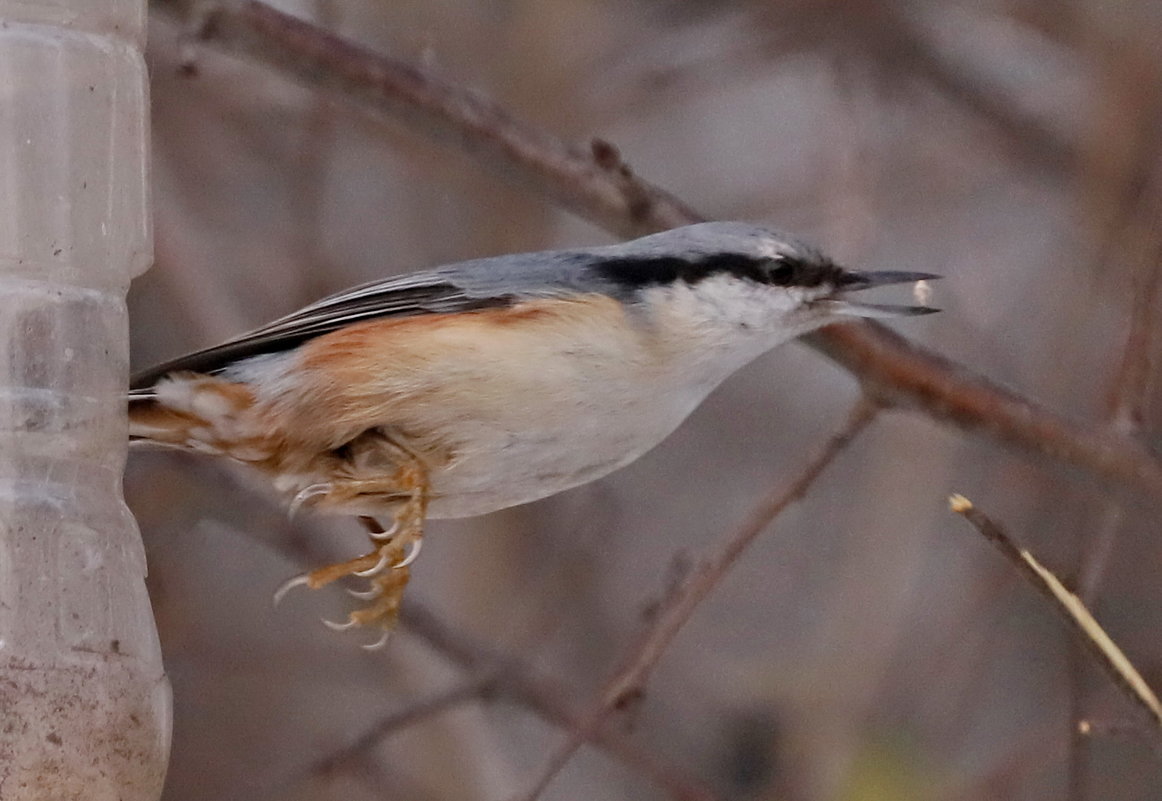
xmin=816 ymin=270 xmax=942 ymax=318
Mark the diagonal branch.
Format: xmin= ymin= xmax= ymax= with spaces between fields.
xmin=806 ymin=322 xmax=1162 ymax=496
xmin=950 ymin=495 xmax=1162 ymax=737
xmin=246 ymin=678 xmax=491 ymax=800
xmin=149 ymin=0 xmax=1162 ymax=503
xmin=398 ymin=604 xmax=722 ymax=801
xmin=512 ymin=399 xmax=877 ymax=801
xmin=156 ymin=0 xmax=700 ymax=239
xmin=308 ymin=679 xmax=492 ymax=779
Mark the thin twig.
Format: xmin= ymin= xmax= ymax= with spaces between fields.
xmin=949 ymin=495 xmax=1162 ymax=737
xmin=148 ymin=0 xmax=1162 ymax=504
xmin=313 ymin=678 xmax=490 ymax=776
xmin=399 ymin=604 xmax=723 ymax=801
xmin=512 ymin=400 xmax=878 ymax=801
xmin=1105 ymin=254 xmax=1162 ymax=438
xmin=309 ymin=679 xmax=490 ymax=778
xmin=1077 ymin=176 xmax=1162 ymax=600
xmin=244 ymin=677 xmax=490 ymax=800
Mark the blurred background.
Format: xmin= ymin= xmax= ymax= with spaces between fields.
xmin=132 ymin=1 xmax=1162 ymax=799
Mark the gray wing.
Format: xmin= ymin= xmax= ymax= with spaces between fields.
xmin=129 ymin=250 xmax=603 ymax=390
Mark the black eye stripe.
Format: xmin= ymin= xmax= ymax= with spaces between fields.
xmin=593 ymin=253 xmax=845 ymax=290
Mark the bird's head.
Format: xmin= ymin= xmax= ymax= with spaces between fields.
xmin=591 ymin=222 xmax=938 ymax=351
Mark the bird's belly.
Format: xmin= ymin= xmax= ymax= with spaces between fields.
xmin=421 ymin=385 xmax=699 ymax=519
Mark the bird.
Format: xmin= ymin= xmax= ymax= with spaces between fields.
xmin=129 ymin=221 xmax=937 ymax=642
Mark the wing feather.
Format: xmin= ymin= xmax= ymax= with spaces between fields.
xmin=130 ymin=245 xmax=620 ymax=390
xmin=129 ymin=270 xmax=513 ymax=389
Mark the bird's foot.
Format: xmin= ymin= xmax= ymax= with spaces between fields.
xmin=274 ymin=448 xmax=429 ymax=648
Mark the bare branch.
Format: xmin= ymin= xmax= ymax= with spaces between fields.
xmin=154 ymin=0 xmax=700 ymax=239
xmin=512 ymin=400 xmax=877 ymax=801
xmin=399 ymin=604 xmax=723 ymax=801
xmin=243 ymin=677 xmax=490 ymax=800
xmin=312 ymin=680 xmax=489 ymax=777
xmin=806 ymin=322 xmax=1162 ymax=496
xmin=1103 ymin=200 xmax=1162 ymax=439
xmin=950 ymin=495 xmax=1162 ymax=738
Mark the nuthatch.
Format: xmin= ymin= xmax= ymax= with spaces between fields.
xmin=129 ymin=221 xmax=937 ymax=641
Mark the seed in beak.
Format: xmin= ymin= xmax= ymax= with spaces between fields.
xmin=913 ymin=279 xmax=933 ymax=307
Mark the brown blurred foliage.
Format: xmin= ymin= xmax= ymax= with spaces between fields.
xmin=131 ymin=1 xmax=1162 ymax=799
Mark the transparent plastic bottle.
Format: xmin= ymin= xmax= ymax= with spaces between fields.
xmin=0 ymin=1 xmax=170 ymax=798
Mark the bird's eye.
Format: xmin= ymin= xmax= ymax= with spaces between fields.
xmin=765 ymin=258 xmax=795 ymax=285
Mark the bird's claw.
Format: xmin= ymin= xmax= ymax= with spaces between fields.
xmin=353 ymin=549 xmax=393 ymax=577
xmin=395 ymin=537 xmax=423 ymax=568
xmin=289 ymin=483 xmax=331 ymax=518
xmin=369 ymin=519 xmax=400 ymax=542
xmin=273 ymin=524 xmax=420 ymax=646
xmin=322 ymin=616 xmax=359 ymax=632
xmin=272 ymin=573 xmax=311 ymax=606
xmin=350 ymin=533 xmax=423 ymax=577
xmin=361 ymin=631 xmax=392 ymax=651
